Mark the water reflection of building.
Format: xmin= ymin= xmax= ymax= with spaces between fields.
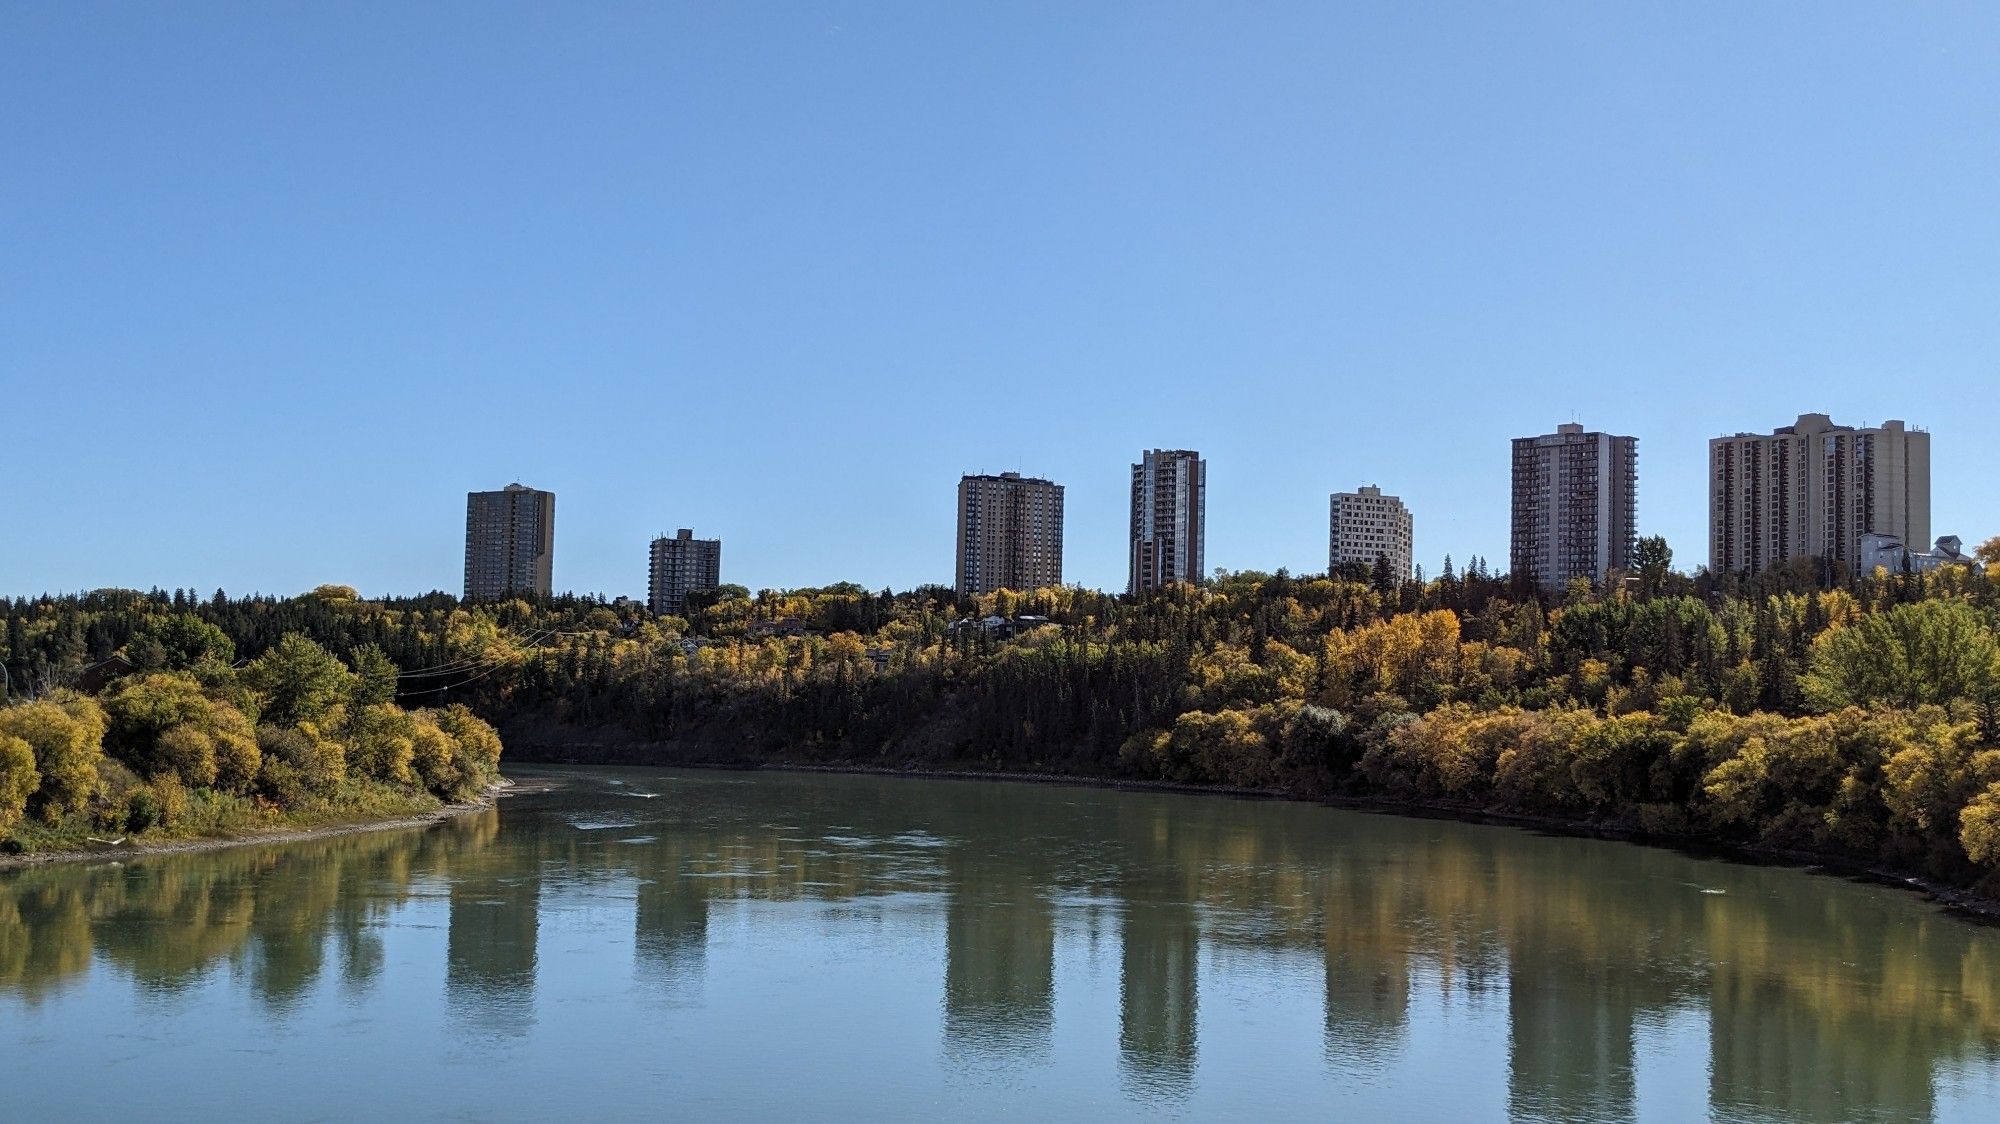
xmin=335 ymin=920 xmax=386 ymax=998
xmin=634 ymin=861 xmax=709 ymax=1000
xmin=1310 ymin=837 xmax=1427 ymax=1071
xmin=1322 ymin=921 xmax=1411 ymax=1071
xmin=1506 ymin=957 xmax=1638 ymax=1124
xmin=246 ymin=908 xmax=330 ymax=1011
xmin=1495 ymin=843 xmax=1681 ymax=1124
xmin=447 ymin=844 xmax=541 ymax=1037
xmin=1119 ymin=898 xmax=1200 ymax=1097
xmin=943 ymin=870 xmax=1054 ymax=1057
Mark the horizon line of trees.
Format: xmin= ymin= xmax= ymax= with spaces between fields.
xmin=14 ymin=530 xmax=1995 ymax=631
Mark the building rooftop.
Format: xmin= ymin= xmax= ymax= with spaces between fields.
xmin=962 ymin=471 xmax=1059 ymax=486
xmin=1724 ymin=413 xmax=1926 ymax=438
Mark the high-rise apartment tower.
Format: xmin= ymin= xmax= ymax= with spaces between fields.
xmin=1509 ymin=424 xmax=1637 ymax=587
xmin=464 ymin=483 xmax=555 ymax=600
xmin=649 ymin=528 xmax=722 ymax=616
xmin=1330 ymin=486 xmax=1413 ymax=580
xmin=1129 ymin=449 xmax=1206 ymax=595
xmin=1709 ymin=414 xmax=1930 ymax=578
xmin=955 ymin=473 xmax=1064 ymax=597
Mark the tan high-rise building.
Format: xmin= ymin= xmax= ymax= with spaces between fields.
xmin=649 ymin=528 xmax=721 ymax=615
xmin=1129 ymin=449 xmax=1206 ymax=595
xmin=956 ymin=472 xmax=1064 ymax=596
xmin=1510 ymin=424 xmax=1637 ymax=587
xmin=464 ymin=483 xmax=554 ymax=600
xmin=1709 ymin=414 xmax=1930 ymax=578
xmin=1330 ymin=485 xmax=1413 ymax=580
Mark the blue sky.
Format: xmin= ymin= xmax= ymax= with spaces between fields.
xmin=5 ymin=3 xmax=1996 ymax=598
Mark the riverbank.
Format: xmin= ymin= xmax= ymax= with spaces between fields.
xmin=0 ymin=779 xmax=511 ymax=871
xmin=512 ymin=741 xmax=2000 ymax=921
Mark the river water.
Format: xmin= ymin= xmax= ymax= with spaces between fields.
xmin=3 ymin=766 xmax=1998 ymax=1121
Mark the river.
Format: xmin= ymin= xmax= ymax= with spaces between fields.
xmin=3 ymin=765 xmax=1998 ymax=1121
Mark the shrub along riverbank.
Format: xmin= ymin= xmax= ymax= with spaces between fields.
xmin=6 ymin=546 xmax=2000 ymax=892
xmin=0 ymin=624 xmax=504 ymax=857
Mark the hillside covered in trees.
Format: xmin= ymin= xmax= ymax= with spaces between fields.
xmin=7 ymin=540 xmax=2000 ymax=892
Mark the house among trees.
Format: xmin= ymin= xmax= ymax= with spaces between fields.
xmin=1860 ymin=533 xmax=1974 ymax=575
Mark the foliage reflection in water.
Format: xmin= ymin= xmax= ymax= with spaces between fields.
xmin=3 ymin=766 xmax=1999 ymax=1122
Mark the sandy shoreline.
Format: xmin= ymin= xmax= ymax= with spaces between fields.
xmin=0 ymin=780 xmax=512 ymax=871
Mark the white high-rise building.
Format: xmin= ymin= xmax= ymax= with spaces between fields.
xmin=1330 ymin=486 xmax=1412 ymax=581
xmin=1129 ymin=449 xmax=1206 ymax=595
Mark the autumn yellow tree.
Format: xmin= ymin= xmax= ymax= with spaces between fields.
xmin=1147 ymin=709 xmax=1271 ymax=786
xmin=0 ymin=733 xmax=36 ymax=833
xmin=0 ymin=696 xmax=105 ymax=823
xmin=100 ymin=673 xmax=259 ymax=791
xmin=344 ymin=704 xmax=418 ymax=786
xmin=1960 ymin=782 xmax=2000 ymax=865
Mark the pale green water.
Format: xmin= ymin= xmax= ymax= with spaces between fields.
xmin=3 ymin=765 xmax=1999 ymax=1122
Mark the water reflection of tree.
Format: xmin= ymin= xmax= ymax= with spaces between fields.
xmin=1698 ymin=871 xmax=1980 ymax=1123
xmin=1110 ymin=799 xmax=1200 ymax=1101
xmin=0 ymin=820 xmax=481 ymax=1013
xmin=0 ymin=880 xmax=92 ymax=1006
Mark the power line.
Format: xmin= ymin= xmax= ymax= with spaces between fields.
xmin=391 ymin=623 xmax=587 ymax=699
